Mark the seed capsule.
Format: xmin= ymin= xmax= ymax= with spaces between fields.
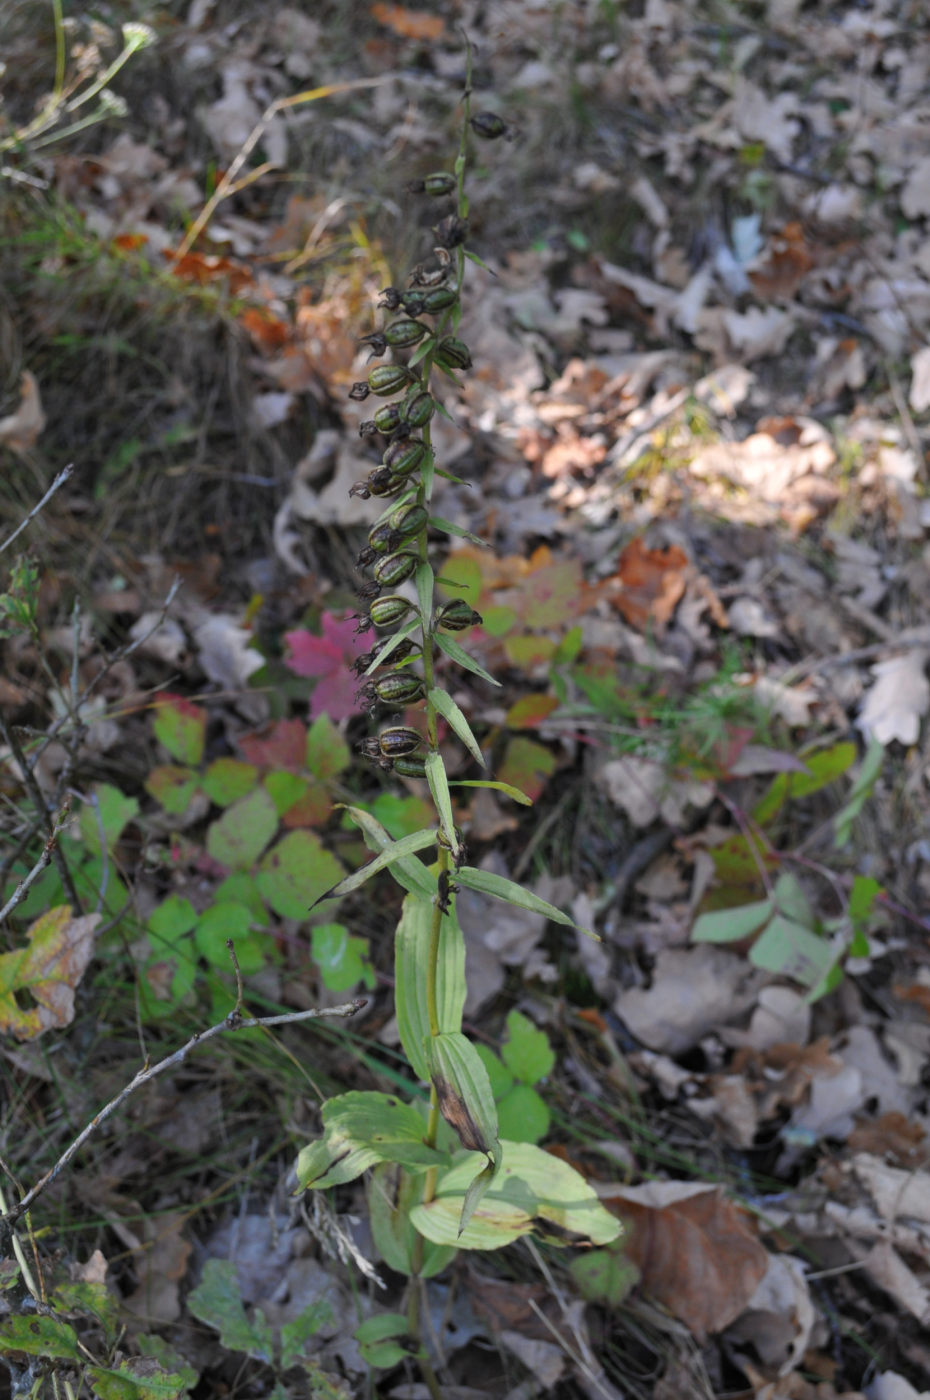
xmin=369 ymin=595 xmax=415 ymax=629
xmin=436 ymin=337 xmax=472 ymax=370
xmin=436 ymin=599 xmax=482 ymax=631
xmin=356 ymin=579 xmax=382 ymax=601
xmin=406 ymin=172 xmax=457 ymax=197
xmin=408 ymin=247 xmax=453 ymax=288
xmin=434 ymin=215 xmax=469 ymax=249
xmin=383 ymin=318 xmax=428 ymax=348
xmin=470 ymin=111 xmax=509 ymax=140
xmin=373 ymin=672 xmax=426 ymax=706
xmin=368 ymin=365 xmax=414 ymax=396
xmin=349 ymin=382 xmax=371 ymax=401
xmin=384 ymin=438 xmax=426 ymax=476
xmin=372 ymin=403 xmax=405 ymax=434
xmin=378 ymin=286 xmax=404 ymax=310
xmin=367 ymin=470 xmax=405 ymax=498
xmin=367 ymin=521 xmax=402 ymax=555
xmin=394 ymin=754 xmax=428 ymax=778
xmin=401 ymin=390 xmax=435 ymax=428
xmin=389 ymin=502 xmax=428 ymax=538
xmin=351 ymin=636 xmax=419 ymax=675
xmin=373 ymin=551 xmax=418 ymax=587
xmin=416 ymin=286 xmax=459 ymax=315
xmin=358 ymin=331 xmax=388 ymax=357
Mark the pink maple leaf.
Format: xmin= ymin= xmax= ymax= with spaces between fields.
xmin=284 ymin=612 xmax=375 ymax=721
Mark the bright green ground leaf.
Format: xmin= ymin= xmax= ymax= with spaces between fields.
xmin=501 ymin=1009 xmax=555 ymax=1085
xmin=306 ymin=712 xmax=351 ymax=780
xmin=263 ymin=769 xmax=310 ymax=817
xmin=206 ymin=787 xmax=278 ymax=870
xmin=474 ymin=1044 xmax=514 ymax=1100
xmin=312 ymin=922 xmax=375 ymax=991
xmin=187 ymin=1259 xmax=273 ymax=1363
xmin=749 ymin=915 xmax=836 ymax=989
xmin=410 ymin=1141 xmax=623 ymax=1251
xmin=145 ymin=764 xmax=200 ymax=816
xmin=0 ymin=1313 xmax=81 ymax=1359
xmin=296 ymin=1090 xmax=449 ymax=1189
xmin=202 ymin=758 xmax=258 ymax=806
xmin=496 ymin=1084 xmax=550 ymax=1145
xmin=692 ymin=897 xmax=774 ymax=944
xmin=834 ymin=738 xmax=884 ymax=847
xmin=569 ymin=1248 xmax=639 ymax=1307
xmin=257 ymin=830 xmax=343 ymax=918
xmin=355 ymin=1312 xmax=421 ymax=1369
xmin=195 ymin=901 xmax=266 ymax=974
xmin=79 ymin=782 xmax=139 ymax=854
xmin=147 ymin=895 xmax=198 ymax=948
xmin=372 ymin=791 xmax=434 ymax=838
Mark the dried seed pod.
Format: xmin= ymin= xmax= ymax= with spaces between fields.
xmin=368 ymin=365 xmax=414 ymax=396
xmin=406 ymin=172 xmax=457 ymax=196
xmin=389 ymin=502 xmax=428 ymax=538
xmin=358 ymin=419 xmax=380 ymax=438
xmin=348 ymin=480 xmax=372 ymax=499
xmin=373 ymin=551 xmax=418 ymax=588
xmin=356 ymin=545 xmax=378 ymax=568
xmin=372 ymin=671 xmax=426 ymax=706
xmin=401 ymin=389 xmax=435 ymax=428
xmin=470 ymin=111 xmax=509 ymax=140
xmin=378 ymin=286 xmax=404 ymax=310
xmin=356 ymin=579 xmax=382 ymax=601
xmin=393 ymin=753 xmax=428 ymax=778
xmin=376 ymin=726 xmax=423 ymax=757
xmin=435 ymin=599 xmax=482 ymax=631
xmin=434 ymin=214 xmax=469 ymax=249
xmin=384 ymin=438 xmax=426 ymax=476
xmin=383 ymin=318 xmax=428 ymax=348
xmin=369 ymin=595 xmax=415 ymax=629
xmin=367 ymin=470 xmax=406 ymax=498
xmin=367 ymin=521 xmax=403 ymax=556
xmin=358 ymin=331 xmax=388 ymax=358
xmin=349 ymin=382 xmax=371 ymax=401
xmin=436 ymin=337 xmax=472 ymax=370
xmin=408 ymin=247 xmax=453 ymax=287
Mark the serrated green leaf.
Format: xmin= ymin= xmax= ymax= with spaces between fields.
xmin=454 ymin=866 xmax=593 ymax=937
xmin=79 ymin=783 xmax=139 ymax=855
xmin=749 ymin=915 xmax=836 ymax=989
xmin=0 ymin=1313 xmax=81 ymax=1359
xmin=425 ymin=751 xmax=459 ymax=854
xmin=315 ymin=827 xmax=437 ymax=902
xmin=410 ymin=1141 xmax=623 ymax=1251
xmin=429 ymin=687 xmax=485 ymax=767
xmin=306 ymin=712 xmax=351 ymax=780
xmin=496 ymin=1084 xmax=551 ymax=1145
xmin=501 ymin=1009 xmax=555 ymax=1085
xmin=395 ymin=893 xmax=465 ymax=1081
xmin=187 ymin=1259 xmax=273 ymax=1362
xmin=257 ymin=830 xmax=343 ymax=918
xmin=569 ymin=1248 xmax=639 ymax=1306
xmin=206 ymin=787 xmax=278 ymax=870
xmin=450 ymin=779 xmax=532 ymax=804
xmin=692 ymin=897 xmax=774 ymax=944
xmin=434 ymin=630 xmax=500 ymax=686
xmin=295 ymin=1090 xmax=449 ymax=1189
xmin=144 ymin=764 xmax=200 ymax=816
xmin=339 ymin=806 xmax=437 ymax=899
xmin=280 ymin=1300 xmax=332 ymax=1368
xmin=89 ymin=1359 xmax=192 ymax=1399
xmin=202 ymin=758 xmax=258 ymax=807
xmin=152 ymin=695 xmax=206 ymax=765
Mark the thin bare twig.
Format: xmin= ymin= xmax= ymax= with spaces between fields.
xmin=0 ymin=795 xmax=72 ymax=923
xmin=0 ymin=993 xmax=368 ymax=1242
xmin=0 ymin=464 xmax=74 ymax=556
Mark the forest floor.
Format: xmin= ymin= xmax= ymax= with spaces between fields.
xmin=3 ymin=2 xmax=930 ymax=1398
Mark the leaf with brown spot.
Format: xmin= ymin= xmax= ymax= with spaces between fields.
xmin=0 ymin=907 xmax=100 ymax=1040
xmin=607 ymin=1183 xmax=768 ymax=1337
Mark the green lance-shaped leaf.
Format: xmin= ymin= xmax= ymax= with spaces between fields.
xmin=450 ymin=779 xmax=532 ymax=805
xmin=295 ymin=1090 xmax=449 ymax=1190
xmin=434 ymin=630 xmax=500 ymax=687
xmin=425 ymin=1031 xmax=500 ymax=1234
xmin=425 ymin=751 xmax=459 ymax=857
xmin=692 ymin=896 xmax=775 ymax=944
xmin=396 ymin=892 xmax=465 ymax=1081
xmin=363 ymin=614 xmax=422 ymax=678
xmin=429 ymin=686 xmax=486 ymax=768
xmin=428 ymin=516 xmax=490 ymax=548
xmin=410 ymin=1140 xmax=624 ymax=1252
xmin=335 ymin=806 xmax=437 ymax=900
xmin=454 ymin=865 xmax=597 ymax=939
xmin=312 ymin=825 xmax=438 ymax=903
xmin=415 ymin=560 xmax=434 ymax=629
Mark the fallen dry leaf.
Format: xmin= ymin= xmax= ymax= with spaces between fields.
xmin=610 ymin=537 xmax=689 ymax=631
xmin=0 ymin=371 xmax=46 ymax=454
xmin=614 ymin=945 xmax=765 ymax=1055
xmin=725 ymin=1252 xmax=816 ymax=1378
xmin=0 ymin=907 xmax=100 ymax=1040
xmin=858 ymin=650 xmax=930 ymax=746
xmin=369 ymin=2 xmax=445 ymax=40
xmin=609 ymin=1182 xmax=768 ymax=1337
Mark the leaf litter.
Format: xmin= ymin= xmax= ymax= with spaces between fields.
xmin=5 ymin=0 xmax=930 ymax=1396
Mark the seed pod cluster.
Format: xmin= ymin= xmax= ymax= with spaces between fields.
xmin=349 ymin=151 xmax=497 ymax=771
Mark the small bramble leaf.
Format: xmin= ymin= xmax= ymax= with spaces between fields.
xmin=153 ymin=694 xmax=206 ymax=765
xmin=202 ymin=758 xmax=259 ymax=807
xmin=263 ymin=770 xmax=310 ymax=817
xmin=501 ymin=1009 xmax=555 ymax=1085
xmin=505 ymin=694 xmax=560 ymax=729
xmin=429 ymin=687 xmax=485 ymax=767
xmin=454 ymin=866 xmax=594 ymax=936
xmin=450 ymin=779 xmax=531 ymax=805
xmin=79 ymin=783 xmax=139 ymax=854
xmin=496 ymin=1084 xmax=550 ymax=1144
xmin=315 ymin=827 xmax=438 ymax=902
xmin=434 ymin=631 xmax=500 ymax=687
xmin=355 ymin=1313 xmax=421 ymax=1369
xmin=425 ymin=752 xmax=459 ymax=854
xmin=257 ymin=830 xmax=343 ymax=918
xmin=306 ymin=712 xmax=351 ymax=779
xmin=312 ymin=922 xmax=376 ymax=991
xmin=187 ymin=1259 xmax=275 ymax=1363
xmin=206 ymin=787 xmax=278 ymax=870
xmin=195 ymin=901 xmax=265 ymax=974
xmin=144 ymin=764 xmax=200 ymax=816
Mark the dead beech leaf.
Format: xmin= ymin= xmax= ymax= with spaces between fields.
xmin=610 ymin=537 xmax=688 ymax=631
xmin=609 ymin=1182 xmax=768 ymax=1337
xmin=614 ymin=946 xmax=764 ymax=1055
xmin=725 ymin=1252 xmax=816 ymax=1377
xmin=0 ymin=907 xmax=100 ymax=1040
xmin=858 ymin=650 xmax=930 ymax=745
xmin=369 ymin=2 xmax=445 ymax=40
xmin=0 ymin=371 xmax=46 ymax=454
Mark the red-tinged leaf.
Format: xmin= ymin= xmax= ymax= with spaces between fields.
xmin=497 ymin=737 xmax=556 ymax=803
xmin=145 ymin=764 xmax=201 ymax=816
xmin=370 ymin=1 xmax=445 ymax=39
xmin=305 ymin=713 xmax=351 ymax=780
xmin=609 ymin=537 xmax=689 ymax=632
xmin=281 ymin=785 xmax=333 ymax=828
xmin=152 ymin=694 xmax=206 ymax=765
xmin=263 ymin=770 xmax=310 ymax=817
xmin=608 ymin=1184 xmax=768 ymax=1338
xmin=285 ymin=613 xmax=375 ymax=722
xmin=505 ymin=694 xmax=560 ymax=730
xmin=0 ymin=906 xmax=100 ymax=1040
xmin=163 ymin=248 xmax=253 ymax=294
xmin=239 ymin=719 xmax=307 ymax=771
